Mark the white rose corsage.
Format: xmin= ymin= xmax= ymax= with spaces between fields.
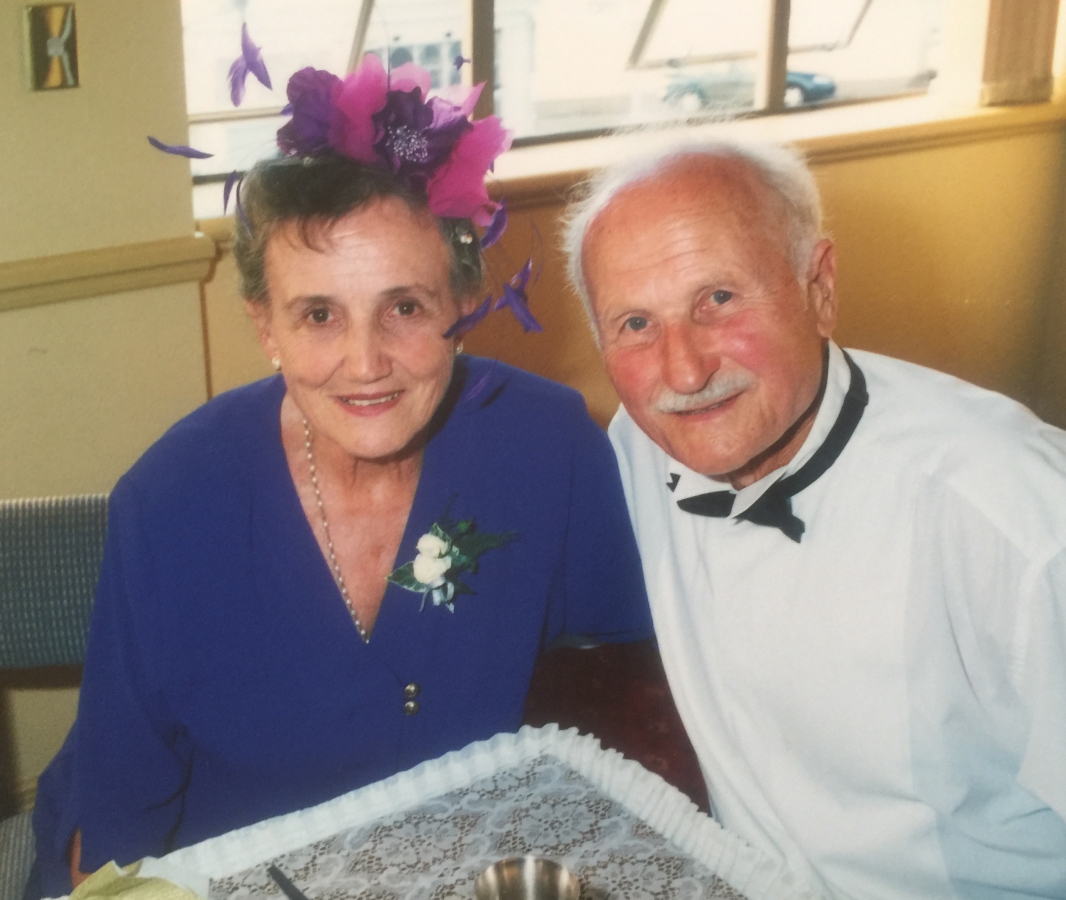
xmin=387 ymin=517 xmax=517 ymax=611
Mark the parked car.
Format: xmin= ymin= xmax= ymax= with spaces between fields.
xmin=664 ymin=66 xmax=836 ymax=111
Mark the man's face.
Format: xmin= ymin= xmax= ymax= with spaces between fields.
xmin=583 ymin=157 xmax=837 ymax=486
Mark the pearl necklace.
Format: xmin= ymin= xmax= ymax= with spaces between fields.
xmin=302 ymin=417 xmax=369 ymax=642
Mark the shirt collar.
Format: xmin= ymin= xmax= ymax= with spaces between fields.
xmin=669 ymin=342 xmax=852 ymax=517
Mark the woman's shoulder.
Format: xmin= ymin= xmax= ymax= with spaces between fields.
xmin=120 ymin=376 xmax=285 ymax=500
xmin=439 ymin=357 xmax=609 ymax=476
xmin=456 ymin=356 xmax=589 ymax=424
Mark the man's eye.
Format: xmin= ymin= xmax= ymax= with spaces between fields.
xmin=308 ymin=307 xmax=331 ymax=324
xmin=624 ymin=316 xmax=649 ymax=332
xmin=711 ymin=290 xmax=733 ymax=305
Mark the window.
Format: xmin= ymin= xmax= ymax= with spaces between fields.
xmin=183 ymin=0 xmax=949 ymax=218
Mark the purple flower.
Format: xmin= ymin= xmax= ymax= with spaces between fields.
xmin=371 ymin=88 xmax=471 ymax=187
xmin=228 ymin=23 xmax=272 ymax=107
xmin=147 ymin=136 xmax=213 ymax=159
xmin=278 ymin=67 xmax=341 ymax=156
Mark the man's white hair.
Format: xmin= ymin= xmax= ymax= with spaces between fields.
xmin=562 ymin=138 xmax=824 ymax=325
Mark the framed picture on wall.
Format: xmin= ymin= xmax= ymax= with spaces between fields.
xmin=26 ymin=4 xmax=79 ymax=90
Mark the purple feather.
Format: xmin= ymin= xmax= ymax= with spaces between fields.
xmin=234 ymin=176 xmax=250 ymax=233
xmin=242 ymin=23 xmax=272 ymax=89
xmin=443 ymin=296 xmax=492 ymax=338
xmin=147 ymin=136 xmax=213 ymax=159
xmin=479 ymin=203 xmax=507 ymax=249
xmin=461 ymin=362 xmax=498 ymax=403
xmin=223 ymin=171 xmax=241 ymax=214
xmin=512 ymin=256 xmax=533 ymax=292
xmin=229 ymin=23 xmax=271 ymax=106
xmin=228 ymin=57 xmax=249 ymax=106
xmin=496 ymin=283 xmax=544 ymax=333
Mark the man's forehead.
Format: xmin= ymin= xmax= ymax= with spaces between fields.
xmin=588 ymin=156 xmax=780 ymax=245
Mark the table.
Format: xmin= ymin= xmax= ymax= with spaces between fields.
xmin=161 ymin=726 xmax=821 ymax=900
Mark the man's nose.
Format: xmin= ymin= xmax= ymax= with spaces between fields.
xmin=660 ymin=322 xmax=719 ymax=394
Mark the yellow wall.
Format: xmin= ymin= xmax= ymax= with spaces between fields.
xmin=0 ymin=0 xmax=194 ymax=261
xmin=822 ymin=130 xmax=1066 ymax=407
xmin=0 ymin=0 xmax=207 ymax=811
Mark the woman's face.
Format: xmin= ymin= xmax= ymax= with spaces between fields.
xmin=250 ymin=197 xmax=470 ymax=463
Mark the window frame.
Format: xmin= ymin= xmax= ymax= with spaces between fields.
xmin=186 ymin=0 xmax=1065 ymax=196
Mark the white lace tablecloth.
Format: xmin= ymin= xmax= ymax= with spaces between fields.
xmin=163 ymin=726 xmax=821 ymax=900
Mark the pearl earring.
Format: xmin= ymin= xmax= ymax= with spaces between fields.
xmin=271 ymin=357 xmax=281 ymax=371
xmin=454 ymin=341 xmax=464 ymax=357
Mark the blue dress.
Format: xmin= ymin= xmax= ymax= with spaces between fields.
xmin=28 ymin=357 xmax=651 ymax=899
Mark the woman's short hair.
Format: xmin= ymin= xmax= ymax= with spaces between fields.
xmin=234 ymin=153 xmax=483 ymax=306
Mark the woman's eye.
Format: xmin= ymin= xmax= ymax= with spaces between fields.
xmin=395 ymin=300 xmax=418 ymax=317
xmin=308 ymin=307 xmax=331 ymax=324
xmin=624 ymin=316 xmax=649 ymax=332
xmin=711 ymin=290 xmax=733 ymax=305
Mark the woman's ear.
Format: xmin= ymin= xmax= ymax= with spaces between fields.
xmin=456 ymin=292 xmax=480 ymax=319
xmin=245 ymin=299 xmax=279 ymax=361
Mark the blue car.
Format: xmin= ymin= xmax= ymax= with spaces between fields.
xmin=664 ymin=68 xmax=836 ymax=111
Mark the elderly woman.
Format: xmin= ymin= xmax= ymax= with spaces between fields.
xmin=27 ymin=58 xmax=650 ymax=900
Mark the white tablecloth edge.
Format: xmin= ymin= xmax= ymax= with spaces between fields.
xmin=160 ymin=724 xmax=824 ymax=900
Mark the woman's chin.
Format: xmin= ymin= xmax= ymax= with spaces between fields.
xmin=325 ymin=421 xmax=429 ymax=465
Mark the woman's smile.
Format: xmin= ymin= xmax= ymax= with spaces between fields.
xmin=336 ymin=391 xmax=404 ymax=413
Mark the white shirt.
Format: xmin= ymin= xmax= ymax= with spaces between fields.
xmin=609 ymin=343 xmax=1066 ymax=900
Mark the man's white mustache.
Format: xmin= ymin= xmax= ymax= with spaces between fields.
xmin=655 ymin=372 xmax=754 ymax=414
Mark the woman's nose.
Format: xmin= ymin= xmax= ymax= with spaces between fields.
xmin=660 ymin=322 xmax=719 ymax=394
xmin=342 ymin=324 xmax=392 ymax=381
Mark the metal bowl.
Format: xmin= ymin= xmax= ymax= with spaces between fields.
xmin=474 ymin=857 xmax=580 ymax=900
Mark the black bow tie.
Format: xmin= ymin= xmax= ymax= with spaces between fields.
xmin=672 ymin=351 xmax=868 ymax=543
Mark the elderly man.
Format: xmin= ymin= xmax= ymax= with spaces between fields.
xmin=565 ymin=141 xmax=1066 ymax=900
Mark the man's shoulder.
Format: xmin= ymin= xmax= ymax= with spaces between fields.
xmin=850 ymin=349 xmax=1063 ymax=457
xmin=850 ymin=349 xmax=1066 ymax=544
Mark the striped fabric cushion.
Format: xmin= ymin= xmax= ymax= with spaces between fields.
xmin=0 ymin=494 xmax=108 ymax=669
xmin=0 ymin=811 xmax=35 ymax=900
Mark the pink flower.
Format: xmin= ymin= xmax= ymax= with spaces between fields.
xmin=388 ymin=62 xmax=432 ymax=96
xmin=328 ymin=54 xmax=388 ymax=163
xmin=426 ymin=115 xmax=512 ymax=224
xmin=436 ymin=82 xmax=484 ymax=118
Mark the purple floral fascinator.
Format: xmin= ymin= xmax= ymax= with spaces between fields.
xmin=276 ymin=54 xmax=539 ymax=334
xmin=150 ymin=30 xmax=539 ymax=335
xmin=279 ymin=54 xmax=510 ymax=228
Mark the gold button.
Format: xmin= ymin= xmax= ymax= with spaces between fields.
xmin=404 ymin=682 xmax=421 ymax=699
xmin=403 ymin=699 xmax=420 ymax=716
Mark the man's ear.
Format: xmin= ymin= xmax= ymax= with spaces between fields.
xmin=806 ymin=238 xmax=838 ymax=339
xmin=245 ymin=299 xmax=278 ymax=362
